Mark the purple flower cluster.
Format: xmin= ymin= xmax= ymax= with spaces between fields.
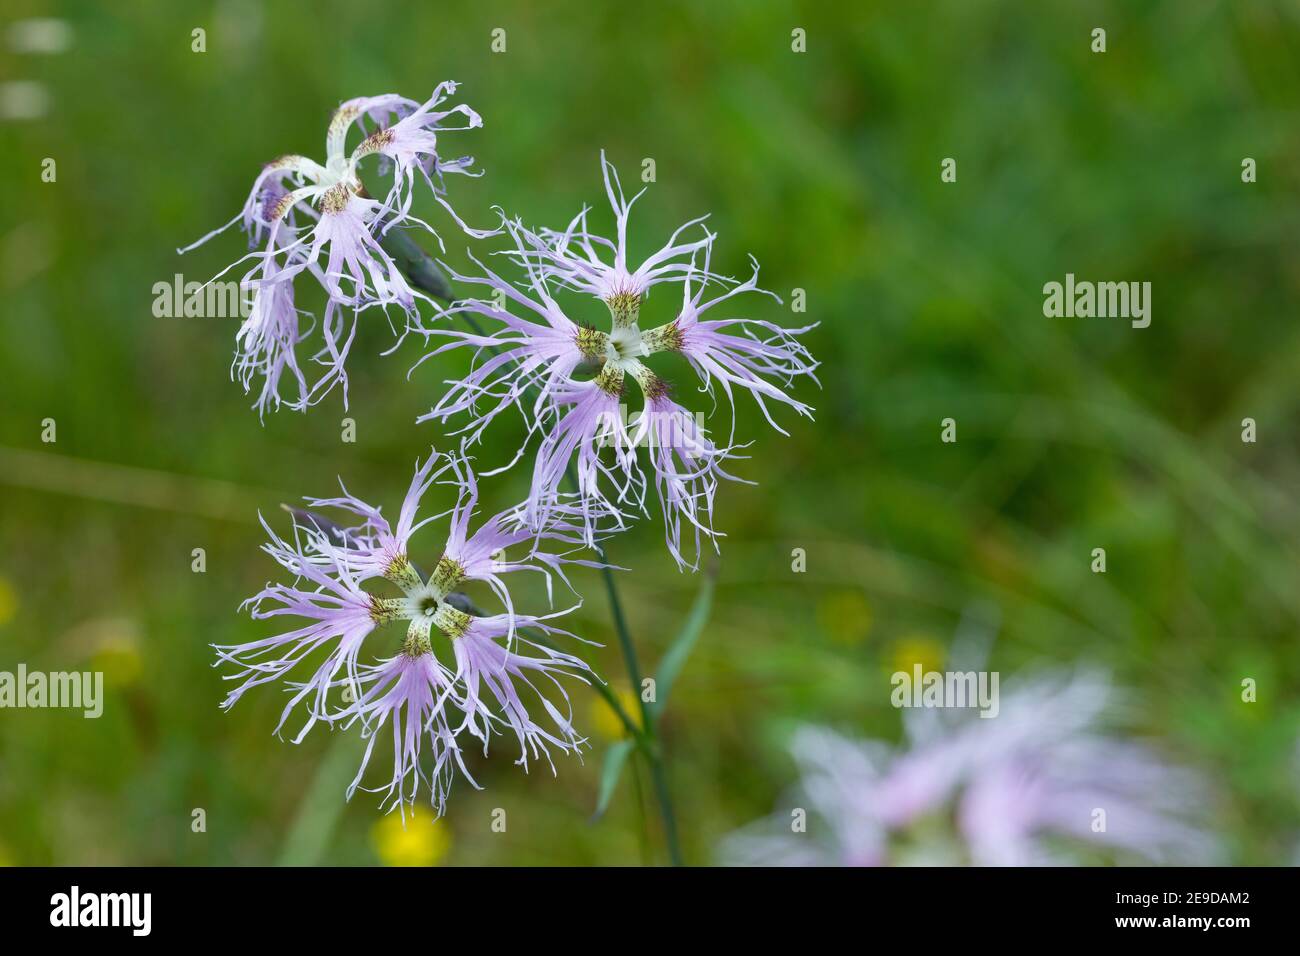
xmin=196 ymin=87 xmax=817 ymax=818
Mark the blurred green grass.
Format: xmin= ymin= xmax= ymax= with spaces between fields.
xmin=2 ymin=0 xmax=1299 ymax=865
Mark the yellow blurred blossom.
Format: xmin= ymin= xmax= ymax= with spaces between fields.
xmin=589 ymin=684 xmax=641 ymax=740
xmin=87 ymin=621 xmax=143 ymax=688
xmin=370 ymin=806 xmax=450 ymax=867
xmin=889 ymin=635 xmax=947 ymax=677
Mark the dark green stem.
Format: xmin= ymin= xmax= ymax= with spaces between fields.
xmin=646 ymin=742 xmax=682 ymax=866
xmin=597 ymin=545 xmax=643 ymax=695
xmin=583 ymin=531 xmax=682 ymax=867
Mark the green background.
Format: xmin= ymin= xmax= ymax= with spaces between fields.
xmin=1 ymin=0 xmax=1298 ymax=865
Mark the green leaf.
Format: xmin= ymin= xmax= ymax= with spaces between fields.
xmin=592 ymin=739 xmax=636 ymax=820
xmin=277 ymin=732 xmax=366 ymax=866
xmin=649 ymin=565 xmax=717 ymax=725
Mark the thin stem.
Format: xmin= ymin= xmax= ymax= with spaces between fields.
xmin=581 ymin=527 xmax=682 ymax=866
xmin=596 ymin=545 xmax=643 ymax=697
xmin=646 ymin=744 xmax=683 ymax=867
xmin=629 ymin=749 xmax=652 ymax=866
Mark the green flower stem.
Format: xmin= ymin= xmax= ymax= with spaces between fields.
xmin=395 ymin=240 xmax=684 ymax=865
xmin=585 ymin=533 xmax=683 ymax=867
xmin=646 ymin=742 xmax=683 ymax=867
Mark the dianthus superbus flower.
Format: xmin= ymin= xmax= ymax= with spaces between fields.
xmin=216 ymin=450 xmax=602 ymax=816
xmin=181 ymin=83 xmax=487 ymax=415
xmin=420 ymin=153 xmax=818 ymax=569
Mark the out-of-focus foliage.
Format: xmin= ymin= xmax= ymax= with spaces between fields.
xmin=1 ymin=0 xmax=1298 ymax=865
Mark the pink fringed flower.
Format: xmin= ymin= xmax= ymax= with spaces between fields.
xmin=181 ymin=83 xmax=486 ymax=415
xmin=216 ymin=450 xmax=601 ymax=816
xmin=446 ymin=610 xmax=593 ymax=772
xmin=419 ymin=153 xmax=818 ymax=569
xmin=333 ymin=648 xmax=469 ymax=816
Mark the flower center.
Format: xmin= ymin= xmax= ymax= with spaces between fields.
xmin=324 ymin=152 xmax=352 ymax=182
xmin=606 ymin=325 xmax=645 ymax=364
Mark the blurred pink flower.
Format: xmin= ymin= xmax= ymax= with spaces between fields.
xmin=721 ymin=671 xmax=1218 ymax=866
